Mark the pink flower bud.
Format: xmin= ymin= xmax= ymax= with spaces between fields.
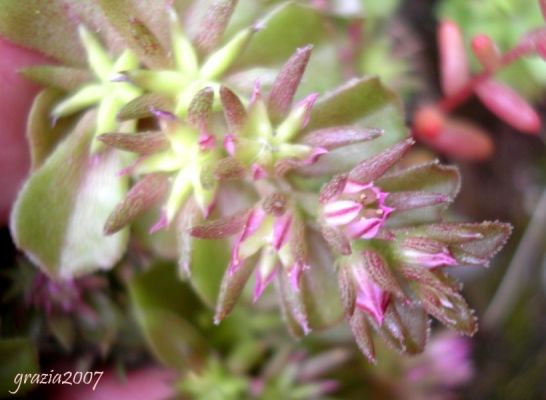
xmin=475 ymin=80 xmax=541 ymax=134
xmin=415 ymin=108 xmax=494 ymax=161
xmin=471 ymin=34 xmax=501 ymax=71
xmin=438 ymin=20 xmax=470 ymax=96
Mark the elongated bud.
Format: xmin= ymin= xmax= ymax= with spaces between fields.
xmin=276 ymin=270 xmax=311 ymax=336
xmin=349 ymin=311 xmax=376 ymax=363
xmin=117 ymin=93 xmax=172 ymax=121
xmin=193 ymin=0 xmax=239 ymax=55
xmin=104 ymin=173 xmax=169 ymax=235
xmin=220 ymin=86 xmax=247 ymax=132
xmin=416 ymin=109 xmax=493 ymax=161
xmin=386 ymin=191 xmax=451 ymax=212
xmin=475 ymin=80 xmax=541 ymax=134
xmin=417 ymin=284 xmax=478 ymax=336
xmin=98 ymin=131 xmax=169 ymax=154
xmin=471 ymin=34 xmax=501 ymax=71
xmin=188 ymin=87 xmax=214 ymax=132
xmin=215 ymin=258 xmax=255 ymax=324
xmin=189 ymin=209 xmax=249 ymax=239
xmin=541 ymin=0 xmax=546 ymax=22
xmin=361 ymin=250 xmax=405 ymax=299
xmin=348 ymin=138 xmax=414 ymax=183
xmin=399 ymin=237 xmax=457 ymax=268
xmin=268 ymin=45 xmax=313 ymax=122
xmin=338 ymin=262 xmax=356 ymax=316
xmin=302 ymin=127 xmax=382 ymax=149
xmin=438 ymin=20 xmax=469 ymax=96
xmin=413 ymin=105 xmax=445 ymax=140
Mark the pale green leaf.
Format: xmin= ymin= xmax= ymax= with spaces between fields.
xmin=11 ymin=111 xmax=129 ymax=279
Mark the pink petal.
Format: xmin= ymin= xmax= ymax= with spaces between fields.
xmin=230 ymin=207 xmax=267 ymax=274
xmin=253 ymin=266 xmax=278 ymax=303
xmin=343 ymin=180 xmax=373 ymax=194
xmin=345 ymin=217 xmax=383 ymax=239
xmin=199 ymin=133 xmax=216 ymax=151
xmin=250 ymin=80 xmax=262 ymax=104
xmin=352 ymin=268 xmax=390 ymax=326
xmin=149 ymin=210 xmax=168 ymax=233
xmin=288 ymin=260 xmax=309 ymax=292
xmin=241 ymin=207 xmax=267 ymax=242
xmin=272 ymin=213 xmax=292 ymax=251
xmin=223 ymin=134 xmax=237 ymax=155
xmin=294 ymin=92 xmax=320 ymax=130
xmin=251 ymin=163 xmax=268 ymax=180
xmin=323 ymin=200 xmax=362 ymax=226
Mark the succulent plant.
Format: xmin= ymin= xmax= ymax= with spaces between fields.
xmin=1 ymin=0 xmax=513 ymax=371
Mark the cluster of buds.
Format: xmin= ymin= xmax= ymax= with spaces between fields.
xmin=11 ymin=0 xmax=513 ymax=362
xmin=318 ymin=140 xmax=511 ymax=361
xmin=413 ymin=1 xmax=546 ymax=160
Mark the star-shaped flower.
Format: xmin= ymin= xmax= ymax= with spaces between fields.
xmin=100 ymin=87 xmax=220 ymax=235
xmin=51 ymin=26 xmax=141 ymax=152
xmin=118 ymin=7 xmax=256 ymax=117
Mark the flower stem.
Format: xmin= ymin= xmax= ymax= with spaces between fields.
xmin=438 ymin=43 xmax=535 ymax=113
xmin=483 ymin=186 xmax=546 ymax=329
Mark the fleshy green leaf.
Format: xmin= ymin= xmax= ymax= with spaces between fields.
xmin=98 ymin=131 xmax=169 ymax=154
xmin=117 ymin=93 xmax=173 ymax=121
xmin=20 ymin=66 xmax=92 ymax=92
xmin=349 ymin=310 xmax=376 ymax=362
xmin=95 ymin=0 xmax=170 ymax=68
xmin=187 ymin=235 xmax=232 ymax=308
xmin=0 ymin=0 xmax=85 ymax=65
xmin=300 ymin=77 xmax=408 ymax=176
xmin=377 ymin=161 xmax=461 ymax=199
xmin=26 ymin=89 xmax=72 ymax=170
xmin=104 ymin=173 xmax=170 ymax=235
xmin=300 ymin=231 xmax=343 ymax=330
xmin=128 ymin=261 xmax=209 ymax=371
xmin=11 ymin=111 xmax=129 ymax=279
xmin=215 ymin=257 xmax=255 ymax=324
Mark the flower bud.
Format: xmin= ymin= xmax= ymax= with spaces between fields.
xmin=471 ymin=34 xmax=501 ymax=71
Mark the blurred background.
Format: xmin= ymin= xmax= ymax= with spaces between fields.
xmin=1 ymin=0 xmax=545 ymax=399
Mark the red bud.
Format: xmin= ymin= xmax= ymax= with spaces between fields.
xmin=413 ymin=106 xmax=445 ymax=140
xmin=471 ymin=34 xmax=501 ymax=71
xmin=415 ymin=110 xmax=494 ymax=161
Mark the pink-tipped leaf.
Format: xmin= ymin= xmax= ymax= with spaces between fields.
xmin=267 ymin=45 xmax=313 ymax=122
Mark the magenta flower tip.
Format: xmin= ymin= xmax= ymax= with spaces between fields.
xmin=149 ymin=211 xmax=168 ymax=233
